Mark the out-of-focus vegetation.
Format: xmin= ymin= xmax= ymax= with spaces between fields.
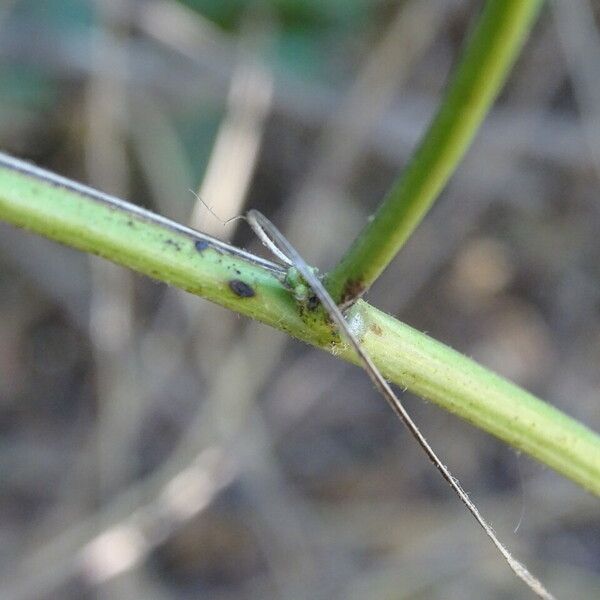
xmin=0 ymin=1 xmax=599 ymax=599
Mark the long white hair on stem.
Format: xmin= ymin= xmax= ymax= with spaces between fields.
xmin=246 ymin=209 xmax=555 ymax=600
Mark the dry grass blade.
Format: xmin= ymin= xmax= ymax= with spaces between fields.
xmin=246 ymin=209 xmax=555 ymax=600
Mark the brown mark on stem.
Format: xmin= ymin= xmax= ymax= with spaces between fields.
xmin=340 ymin=278 xmax=366 ymax=308
xmin=369 ymin=323 xmax=383 ymax=336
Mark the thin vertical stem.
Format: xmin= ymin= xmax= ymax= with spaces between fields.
xmin=326 ymin=0 xmax=542 ymax=304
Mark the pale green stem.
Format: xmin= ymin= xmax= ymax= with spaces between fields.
xmin=0 ymin=152 xmax=598 ymax=496
xmin=326 ymin=0 xmax=543 ymax=303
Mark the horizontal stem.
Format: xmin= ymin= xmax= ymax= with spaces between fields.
xmin=0 ymin=151 xmax=599 ymax=496
xmin=326 ymin=0 xmax=543 ymax=303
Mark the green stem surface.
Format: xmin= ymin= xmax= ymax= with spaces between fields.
xmin=326 ymin=0 xmax=543 ymax=303
xmin=0 ymin=152 xmax=599 ymax=496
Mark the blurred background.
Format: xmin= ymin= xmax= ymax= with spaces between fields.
xmin=0 ymin=0 xmax=599 ymax=598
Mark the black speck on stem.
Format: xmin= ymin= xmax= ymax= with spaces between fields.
xmin=229 ymin=279 xmax=255 ymax=298
xmin=195 ymin=240 xmax=210 ymax=253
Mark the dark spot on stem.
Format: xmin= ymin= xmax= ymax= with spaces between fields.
xmin=165 ymin=239 xmax=181 ymax=251
xmin=229 ymin=279 xmax=255 ymax=298
xmin=340 ymin=279 xmax=366 ymax=307
xmin=195 ymin=240 xmax=210 ymax=253
xmin=307 ymin=295 xmax=319 ymax=310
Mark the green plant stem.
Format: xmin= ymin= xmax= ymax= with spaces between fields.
xmin=0 ymin=152 xmax=599 ymax=496
xmin=326 ymin=0 xmax=543 ymax=304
